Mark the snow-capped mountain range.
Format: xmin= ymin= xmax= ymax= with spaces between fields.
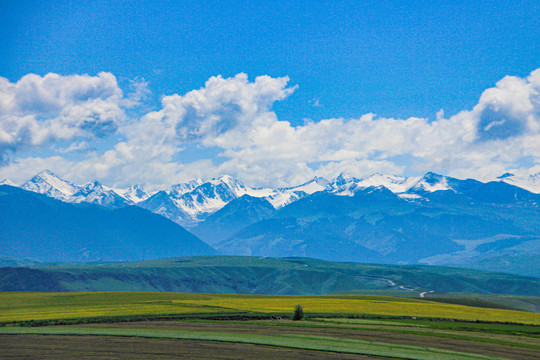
xmin=2 ymin=169 xmax=539 ymax=227
xmin=16 ymin=170 xmax=136 ymax=208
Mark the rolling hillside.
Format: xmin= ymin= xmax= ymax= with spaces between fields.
xmin=1 ymin=256 xmax=539 ymax=300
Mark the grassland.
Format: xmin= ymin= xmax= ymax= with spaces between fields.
xmin=3 ymin=256 xmax=539 ymax=299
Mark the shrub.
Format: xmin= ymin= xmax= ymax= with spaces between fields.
xmin=292 ymin=304 xmax=304 ymax=321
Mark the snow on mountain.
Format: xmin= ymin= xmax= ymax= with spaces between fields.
xmin=140 ymin=175 xmax=331 ymax=225
xmin=243 ymin=186 xmax=276 ymax=198
xmin=138 ymin=190 xmax=193 ymax=225
xmin=327 ymin=172 xmax=424 ymax=196
xmin=144 ymin=176 xmax=273 ymax=225
xmin=265 ymin=190 xmax=308 ymax=209
xmin=144 ymin=171 xmax=484 ymax=226
xmin=326 ymin=172 xmax=455 ymax=197
xmin=20 ymin=170 xmax=131 ymax=207
xmin=0 ymin=179 xmax=17 ymax=186
xmin=115 ymin=185 xmax=150 ymax=203
xmin=408 ymin=172 xmax=453 ymax=193
xmin=497 ymin=172 xmax=540 ymax=194
xmin=359 ymin=173 xmax=421 ymax=193
xmin=292 ymin=177 xmax=329 ymax=194
xmin=326 ymin=173 xmax=361 ymax=196
xmin=72 ymin=180 xmax=132 ymax=208
xmin=13 ymin=169 xmax=540 ymax=228
xmin=263 ymin=177 xmax=328 ymax=208
xmin=21 ymin=170 xmax=80 ymax=201
xmin=165 ymin=176 xmax=252 ymax=222
xmin=168 ymin=179 xmax=204 ymax=197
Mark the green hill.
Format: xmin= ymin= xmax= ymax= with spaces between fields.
xmin=1 ymin=257 xmax=539 ymax=303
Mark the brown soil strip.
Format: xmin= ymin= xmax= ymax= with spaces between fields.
xmin=76 ymin=320 xmax=540 ymax=360
xmin=0 ymin=334 xmax=391 ymax=360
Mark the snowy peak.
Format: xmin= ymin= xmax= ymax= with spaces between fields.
xmin=423 ymin=171 xmax=444 ymax=182
xmin=362 ymin=184 xmax=399 ymax=198
xmin=146 ymin=175 xmax=253 ymax=225
xmin=169 ymin=179 xmax=204 ymax=197
xmin=357 ymin=173 xmax=420 ymax=194
xmin=409 ymin=172 xmax=452 ymax=193
xmin=212 ymin=175 xmax=247 ymax=196
xmin=73 ymin=180 xmax=131 ymax=208
xmin=138 ymin=190 xmax=194 ymax=225
xmin=79 ymin=180 xmax=104 ymax=192
xmin=327 ymin=173 xmax=363 ymax=196
xmin=265 ymin=190 xmax=307 ymax=209
xmin=497 ymin=172 xmax=540 ymax=194
xmin=142 ymin=175 xmax=330 ymax=225
xmin=0 ymin=179 xmax=17 ymax=186
xmin=327 ymin=172 xmax=420 ymax=196
xmin=174 ymin=176 xmax=248 ymax=218
xmin=288 ymin=177 xmax=329 ymax=194
xmin=21 ymin=170 xmax=80 ymax=201
xmin=20 ymin=171 xmax=133 ymax=208
xmin=259 ymin=177 xmax=326 ymax=209
xmin=116 ymin=185 xmax=150 ymax=203
xmin=11 ymin=170 xmax=540 ymax=229
xmin=329 ymin=172 xmax=360 ymax=186
xmin=214 ymin=174 xmax=237 ymax=184
xmin=75 ymin=180 xmax=117 ymax=197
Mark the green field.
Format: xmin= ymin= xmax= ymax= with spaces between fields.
xmin=0 ymin=326 xmax=523 ymax=360
xmin=1 ymin=317 xmax=539 ymax=359
xmin=1 ymin=292 xmax=539 ymax=359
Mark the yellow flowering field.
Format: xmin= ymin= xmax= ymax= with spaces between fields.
xmin=1 ymin=292 xmax=539 ymax=325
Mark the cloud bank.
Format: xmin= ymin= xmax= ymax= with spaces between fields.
xmin=0 ymin=69 xmax=539 ymax=188
xmin=0 ymin=72 xmax=127 ymax=164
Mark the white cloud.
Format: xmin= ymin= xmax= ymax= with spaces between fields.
xmin=0 ymin=72 xmax=127 ymax=163
xmin=1 ymin=70 xmax=539 ymax=188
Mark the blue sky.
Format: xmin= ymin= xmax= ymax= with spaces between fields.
xmin=0 ymin=0 xmax=539 ymax=188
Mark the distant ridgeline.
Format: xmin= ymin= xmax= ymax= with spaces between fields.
xmin=1 ymin=170 xmax=539 ymax=277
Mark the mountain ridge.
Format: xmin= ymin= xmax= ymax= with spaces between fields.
xmin=11 ymin=169 xmax=540 ymax=227
xmin=3 ymin=170 xmax=540 ymax=277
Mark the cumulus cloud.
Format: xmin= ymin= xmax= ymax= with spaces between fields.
xmin=475 ymin=70 xmax=540 ymax=141
xmin=156 ymin=73 xmax=295 ymax=143
xmin=0 ymin=72 xmax=127 ymax=163
xmin=1 ymin=70 xmax=539 ymax=188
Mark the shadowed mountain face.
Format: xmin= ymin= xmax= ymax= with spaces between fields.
xmin=212 ymin=185 xmax=540 ymax=276
xmin=0 ymin=185 xmax=216 ymax=262
xmin=190 ymin=195 xmax=276 ymax=245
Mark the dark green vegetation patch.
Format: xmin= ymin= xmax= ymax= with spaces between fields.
xmin=1 ymin=256 xmax=539 ymax=303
